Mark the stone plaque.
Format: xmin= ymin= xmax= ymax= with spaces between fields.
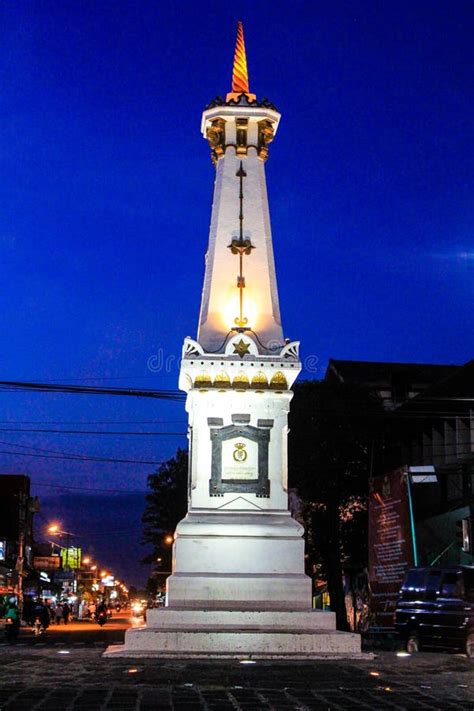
xmin=208 ymin=420 xmax=273 ymax=497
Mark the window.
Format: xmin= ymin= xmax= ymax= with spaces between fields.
xmin=425 ymin=570 xmax=442 ymax=596
xmin=401 ymin=569 xmax=426 ymax=599
xmin=236 ymin=118 xmax=248 ymax=152
xmin=463 ymin=570 xmax=474 ymax=602
xmin=440 ymin=572 xmax=464 ymax=599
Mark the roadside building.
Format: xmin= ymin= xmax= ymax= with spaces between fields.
xmin=0 ymin=475 xmax=40 ymax=606
xmin=325 ymin=358 xmax=474 ymax=627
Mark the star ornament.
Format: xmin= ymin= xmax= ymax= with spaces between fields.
xmin=233 ymin=338 xmax=250 ymax=358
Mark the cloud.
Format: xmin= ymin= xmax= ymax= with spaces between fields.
xmin=432 ymin=250 xmax=474 ymax=263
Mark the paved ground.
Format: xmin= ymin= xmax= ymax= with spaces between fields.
xmin=1 ymin=639 xmax=473 ymax=710
xmin=1 ymin=617 xmax=473 ymax=709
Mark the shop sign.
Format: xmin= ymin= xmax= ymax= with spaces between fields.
xmin=60 ymin=547 xmax=82 ymax=569
xmin=33 ymin=555 xmax=61 ymax=570
xmin=368 ymin=467 xmax=414 ymax=628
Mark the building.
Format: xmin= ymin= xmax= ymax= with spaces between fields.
xmin=325 ymin=358 xmax=473 ymax=627
xmin=326 ymin=358 xmax=459 ymax=410
xmin=326 ymin=359 xmax=474 ymax=565
xmin=0 ymin=475 xmax=40 ymax=604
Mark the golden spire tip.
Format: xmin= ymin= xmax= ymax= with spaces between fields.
xmin=227 ymin=21 xmax=256 ymax=102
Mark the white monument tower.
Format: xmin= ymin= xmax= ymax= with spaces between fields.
xmin=106 ymin=22 xmax=362 ymax=658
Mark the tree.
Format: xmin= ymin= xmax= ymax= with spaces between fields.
xmin=288 ymin=379 xmax=383 ymax=630
xmin=142 ymin=448 xmax=189 ymax=591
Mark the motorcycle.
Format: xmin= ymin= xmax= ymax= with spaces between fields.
xmin=96 ymin=609 xmax=107 ymax=627
xmin=4 ymin=618 xmax=19 ymax=642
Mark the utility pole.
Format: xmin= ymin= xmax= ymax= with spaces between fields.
xmin=17 ymin=530 xmax=24 ymax=614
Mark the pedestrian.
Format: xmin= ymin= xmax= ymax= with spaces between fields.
xmin=4 ymin=599 xmax=20 ymax=642
xmin=55 ymin=603 xmax=63 ymax=625
xmin=89 ymin=601 xmax=96 ymax=621
xmin=33 ymin=615 xmax=43 ymax=636
xmin=62 ymin=602 xmax=70 ymax=625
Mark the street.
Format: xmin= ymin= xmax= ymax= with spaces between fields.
xmin=0 ymin=615 xmax=473 ymax=711
xmin=0 ymin=611 xmax=140 ymax=649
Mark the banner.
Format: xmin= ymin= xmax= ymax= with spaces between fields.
xmin=61 ymin=547 xmax=82 ymax=570
xmin=33 ymin=556 xmax=61 ymax=571
xmin=368 ymin=467 xmax=414 ymax=628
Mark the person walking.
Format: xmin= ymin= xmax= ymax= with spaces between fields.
xmin=55 ymin=602 xmax=63 ymax=625
xmin=4 ymin=600 xmax=20 ymax=642
xmin=62 ymin=602 xmax=70 ymax=625
xmin=89 ymin=601 xmax=96 ymax=621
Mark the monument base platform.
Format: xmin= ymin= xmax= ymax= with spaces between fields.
xmin=103 ymin=609 xmax=370 ymax=659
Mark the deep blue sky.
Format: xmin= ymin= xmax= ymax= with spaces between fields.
xmin=1 ymin=2 xmax=473 ymax=584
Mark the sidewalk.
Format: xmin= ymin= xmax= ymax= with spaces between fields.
xmin=0 ymin=646 xmax=472 ymax=709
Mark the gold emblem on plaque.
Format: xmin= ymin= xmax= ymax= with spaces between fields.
xmin=233 ymin=442 xmax=247 ymax=462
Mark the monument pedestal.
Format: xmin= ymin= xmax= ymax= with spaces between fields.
xmin=105 ymin=509 xmax=368 ymax=659
xmin=104 ymin=609 xmax=364 ymax=659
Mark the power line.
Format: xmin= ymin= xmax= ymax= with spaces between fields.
xmin=0 ymin=428 xmax=187 ymax=436
xmin=0 ymin=449 xmax=161 ymax=465
xmin=0 ymin=380 xmax=185 ymax=401
xmin=0 ymin=419 xmax=187 ymax=425
xmin=32 ymin=481 xmax=148 ymax=494
xmin=0 ymin=438 xmax=178 ymax=465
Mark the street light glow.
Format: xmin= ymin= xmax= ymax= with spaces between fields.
xmin=165 ymin=535 xmax=173 ymax=544
xmin=83 ymin=557 xmax=91 ymax=565
xmin=48 ymin=523 xmax=60 ymax=534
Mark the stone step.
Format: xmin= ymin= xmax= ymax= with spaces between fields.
xmin=105 ymin=628 xmax=367 ymax=659
xmin=146 ymin=608 xmax=336 ymax=630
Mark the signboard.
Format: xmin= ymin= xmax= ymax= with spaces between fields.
xmin=34 ymin=555 xmax=61 ymax=571
xmin=368 ymin=467 xmax=414 ymax=628
xmin=221 ymin=438 xmax=257 ymax=480
xmin=61 ymin=547 xmax=82 ymax=569
xmin=0 ymin=540 xmax=5 ymax=561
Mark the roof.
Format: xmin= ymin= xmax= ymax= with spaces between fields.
xmin=325 ymin=359 xmax=460 ymax=387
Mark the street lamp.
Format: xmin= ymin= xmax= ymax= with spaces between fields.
xmin=164 ymin=535 xmax=173 ymax=545
xmin=47 ymin=523 xmax=77 ymax=569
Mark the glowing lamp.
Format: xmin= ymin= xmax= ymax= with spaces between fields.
xmin=222 ymin=293 xmax=257 ymax=332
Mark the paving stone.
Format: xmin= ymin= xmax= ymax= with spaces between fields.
xmin=1 ymin=648 xmax=474 ymax=710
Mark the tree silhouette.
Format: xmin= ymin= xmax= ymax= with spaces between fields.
xmin=288 ymin=379 xmax=383 ymax=630
xmin=142 ymin=448 xmax=189 ymax=592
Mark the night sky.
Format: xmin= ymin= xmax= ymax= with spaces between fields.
xmin=1 ymin=2 xmax=473 ymax=585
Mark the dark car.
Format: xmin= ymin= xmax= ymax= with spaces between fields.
xmin=395 ymin=565 xmax=474 ymax=657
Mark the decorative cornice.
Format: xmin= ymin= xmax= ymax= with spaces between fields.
xmin=205 ymin=93 xmax=278 ymax=112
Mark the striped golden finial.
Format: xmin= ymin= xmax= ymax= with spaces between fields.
xmin=226 ymin=21 xmax=256 ymax=102
xmin=232 ymin=21 xmax=249 ymax=93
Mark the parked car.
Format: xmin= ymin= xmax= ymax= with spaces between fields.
xmin=395 ymin=565 xmax=474 ymax=657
